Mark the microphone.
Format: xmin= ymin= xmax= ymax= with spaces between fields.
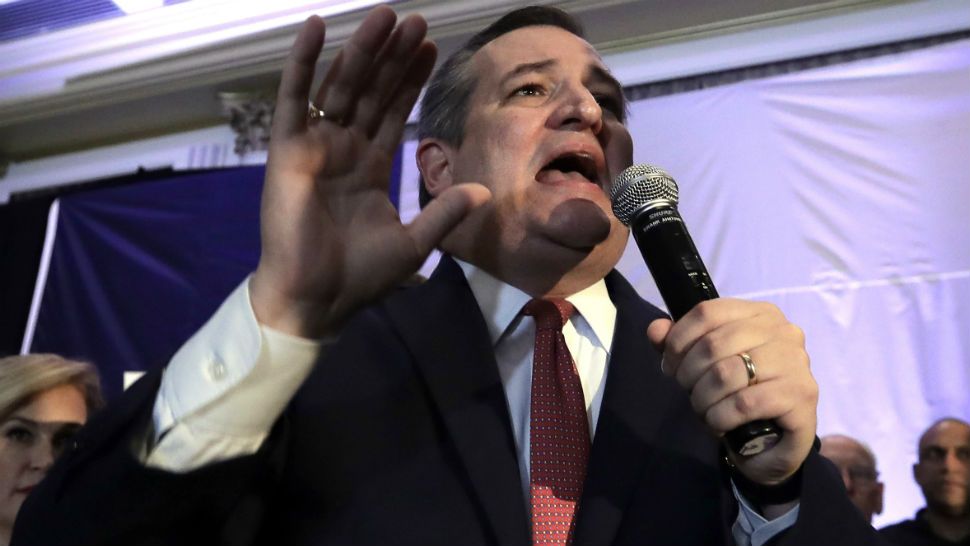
xmin=610 ymin=164 xmax=781 ymax=456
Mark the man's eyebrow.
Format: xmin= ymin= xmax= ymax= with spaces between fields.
xmin=499 ymin=59 xmax=557 ymax=87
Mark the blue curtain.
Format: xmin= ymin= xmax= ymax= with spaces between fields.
xmin=28 ymin=148 xmax=403 ymax=399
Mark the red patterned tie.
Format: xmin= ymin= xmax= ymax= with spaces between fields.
xmin=523 ymin=298 xmax=590 ymax=546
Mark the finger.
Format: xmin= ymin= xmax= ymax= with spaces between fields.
xmin=688 ymin=352 xmax=770 ymax=414
xmin=313 ymin=49 xmax=343 ymax=110
xmin=704 ymin=363 xmax=817 ymax=436
xmin=373 ymin=40 xmax=438 ymax=154
xmin=275 ymin=15 xmax=326 ymax=139
xmin=319 ymin=5 xmax=398 ymax=123
xmin=406 ymin=183 xmax=491 ymax=258
xmin=703 ymin=382 xmax=797 ymax=436
xmin=646 ymin=318 xmax=672 ymax=373
xmin=663 ymin=299 xmax=779 ymax=360
xmin=672 ymin=313 xmax=781 ymax=389
xmin=356 ymin=14 xmax=429 ymax=134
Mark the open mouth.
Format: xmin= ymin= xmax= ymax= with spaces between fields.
xmin=537 ymin=151 xmax=601 ymax=186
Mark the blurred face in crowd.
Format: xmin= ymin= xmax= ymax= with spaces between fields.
xmin=914 ymin=419 xmax=970 ymax=517
xmin=0 ymin=385 xmax=87 ymax=533
xmin=433 ymin=25 xmax=633 ymax=295
xmin=820 ymin=435 xmax=883 ymax=522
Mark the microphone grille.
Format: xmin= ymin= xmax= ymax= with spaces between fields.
xmin=610 ymin=164 xmax=679 ymax=226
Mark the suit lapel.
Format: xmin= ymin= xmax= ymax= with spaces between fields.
xmin=384 ymin=257 xmax=531 ymax=546
xmin=572 ymin=271 xmax=680 ymax=546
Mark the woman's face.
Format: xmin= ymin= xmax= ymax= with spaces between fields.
xmin=0 ymin=384 xmax=87 ymax=530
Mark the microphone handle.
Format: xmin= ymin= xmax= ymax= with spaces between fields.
xmin=631 ymin=205 xmax=782 ymax=457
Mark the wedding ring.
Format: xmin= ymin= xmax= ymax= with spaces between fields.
xmin=739 ymin=352 xmax=757 ymax=387
xmin=308 ymin=101 xmax=325 ymax=120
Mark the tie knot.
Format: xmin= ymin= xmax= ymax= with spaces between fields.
xmin=522 ymin=298 xmax=574 ymax=332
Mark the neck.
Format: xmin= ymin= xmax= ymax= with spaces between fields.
xmin=441 ymin=215 xmax=625 ymax=299
xmin=451 ymin=247 xmax=612 ymax=299
xmin=506 ymin=269 xmax=603 ymax=299
xmin=925 ymin=509 xmax=970 ymax=542
xmin=0 ymin=523 xmax=10 ymax=546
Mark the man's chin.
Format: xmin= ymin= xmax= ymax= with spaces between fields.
xmin=928 ymin=495 xmax=969 ymax=517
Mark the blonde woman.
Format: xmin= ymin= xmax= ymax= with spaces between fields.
xmin=0 ymin=355 xmax=102 ymax=546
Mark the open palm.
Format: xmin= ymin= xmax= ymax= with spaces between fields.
xmin=250 ymin=7 xmax=489 ymax=338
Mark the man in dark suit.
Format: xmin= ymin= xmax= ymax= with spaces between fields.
xmin=880 ymin=418 xmax=970 ymax=545
xmin=14 ymin=5 xmax=879 ymax=546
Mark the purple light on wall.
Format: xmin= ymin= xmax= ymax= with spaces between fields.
xmin=0 ymin=0 xmax=121 ymax=43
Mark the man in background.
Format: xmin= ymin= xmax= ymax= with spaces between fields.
xmin=881 ymin=418 xmax=970 ymax=545
xmin=820 ymin=434 xmax=884 ymax=523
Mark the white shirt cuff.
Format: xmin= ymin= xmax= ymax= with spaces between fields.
xmin=148 ymin=277 xmax=325 ymax=471
xmin=730 ymin=481 xmax=800 ymax=546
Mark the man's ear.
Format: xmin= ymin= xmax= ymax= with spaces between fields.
xmin=416 ymin=138 xmax=455 ymax=198
xmin=874 ymin=482 xmax=885 ymax=514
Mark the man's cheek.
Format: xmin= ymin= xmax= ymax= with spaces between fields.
xmin=605 ymin=122 xmax=633 ymax=180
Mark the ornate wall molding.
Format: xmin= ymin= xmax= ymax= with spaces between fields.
xmin=219 ymin=92 xmax=276 ymax=156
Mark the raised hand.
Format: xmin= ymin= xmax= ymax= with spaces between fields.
xmin=250 ymin=6 xmax=491 ymax=338
xmin=647 ymin=299 xmax=819 ymax=493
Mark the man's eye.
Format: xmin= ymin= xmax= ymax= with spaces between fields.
xmin=923 ymin=447 xmax=946 ymax=461
xmin=512 ymin=84 xmax=545 ymax=97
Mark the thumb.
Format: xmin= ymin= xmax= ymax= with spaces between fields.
xmin=646 ymin=318 xmax=673 ymax=373
xmin=646 ymin=317 xmax=672 ymax=350
xmin=407 ymin=183 xmax=491 ymax=258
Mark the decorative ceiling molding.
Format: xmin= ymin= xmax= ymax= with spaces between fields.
xmin=0 ymin=0 xmax=387 ymax=107
xmin=0 ymin=0 xmax=966 ymax=161
xmin=0 ymin=0 xmax=554 ymax=120
xmin=0 ymin=1 xmax=384 ymax=81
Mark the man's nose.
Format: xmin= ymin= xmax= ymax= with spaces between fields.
xmin=551 ymin=84 xmax=603 ymax=134
xmin=942 ymin=449 xmax=968 ymax=473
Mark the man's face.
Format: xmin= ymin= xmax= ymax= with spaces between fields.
xmin=440 ymin=25 xmax=633 ymax=295
xmin=819 ymin=436 xmax=883 ymax=522
xmin=914 ymin=420 xmax=970 ymax=517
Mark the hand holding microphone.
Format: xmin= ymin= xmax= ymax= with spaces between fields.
xmin=610 ymin=165 xmax=818 ymax=486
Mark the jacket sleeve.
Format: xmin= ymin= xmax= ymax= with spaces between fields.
xmin=769 ymin=449 xmax=888 ymax=546
xmin=11 ymin=369 xmax=287 ymax=546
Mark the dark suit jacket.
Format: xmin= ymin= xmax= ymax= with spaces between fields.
xmin=13 ymin=257 xmax=881 ymax=546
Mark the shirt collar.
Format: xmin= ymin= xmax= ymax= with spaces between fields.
xmin=454 ymin=258 xmax=616 ymax=351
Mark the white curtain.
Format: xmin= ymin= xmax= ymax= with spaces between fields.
xmin=398 ymin=37 xmax=970 ymax=527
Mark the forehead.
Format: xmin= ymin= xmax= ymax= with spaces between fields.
xmin=12 ymin=384 xmax=87 ymax=423
xmin=920 ymin=421 xmax=970 ymax=449
xmin=471 ymin=25 xmax=606 ymax=83
xmin=822 ymin=438 xmax=871 ymax=464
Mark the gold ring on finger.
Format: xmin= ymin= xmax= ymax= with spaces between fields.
xmin=739 ymin=352 xmax=757 ymax=387
xmin=308 ymin=101 xmax=325 ymax=120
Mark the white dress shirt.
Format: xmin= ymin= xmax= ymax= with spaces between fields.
xmin=147 ymin=261 xmax=796 ymax=545
xmin=456 ymin=259 xmax=613 ymax=500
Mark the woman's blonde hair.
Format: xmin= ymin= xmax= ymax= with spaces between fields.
xmin=0 ymin=354 xmax=104 ymax=422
